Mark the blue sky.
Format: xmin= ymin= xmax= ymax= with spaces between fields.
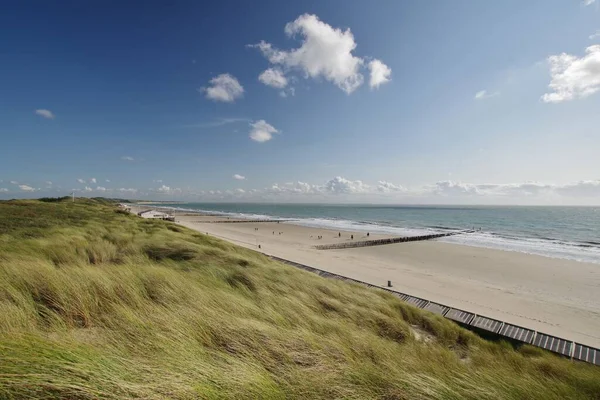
xmin=1 ymin=0 xmax=600 ymax=204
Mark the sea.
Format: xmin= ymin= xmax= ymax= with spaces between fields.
xmin=159 ymin=203 xmax=600 ymax=264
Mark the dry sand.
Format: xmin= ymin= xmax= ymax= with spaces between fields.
xmin=131 ymin=206 xmax=600 ymax=348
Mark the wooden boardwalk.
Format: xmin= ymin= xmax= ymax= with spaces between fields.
xmin=269 ymin=255 xmax=599 ymax=366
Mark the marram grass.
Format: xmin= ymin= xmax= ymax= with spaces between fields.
xmin=0 ymin=199 xmax=598 ymax=399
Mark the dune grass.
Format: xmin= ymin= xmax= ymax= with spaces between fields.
xmin=0 ymin=199 xmax=598 ymax=399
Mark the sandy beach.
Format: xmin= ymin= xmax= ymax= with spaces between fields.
xmin=131 ymin=206 xmax=600 ymax=348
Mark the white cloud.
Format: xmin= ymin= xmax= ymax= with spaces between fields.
xmin=590 ymin=30 xmax=600 ymax=40
xmin=324 ymin=176 xmax=370 ymax=194
xmin=428 ymin=181 xmax=554 ymax=197
xmin=249 ymin=120 xmax=279 ymax=142
xmin=184 ymin=118 xmax=250 ymax=129
xmin=0 ymin=188 xmax=8 ymax=192
xmin=153 ymin=179 xmax=163 ymax=183
xmin=121 ymin=156 xmax=135 ymax=161
xmin=35 ymin=109 xmax=55 ymax=119
xmin=583 ymin=0 xmax=595 ymax=5
xmin=202 ymin=74 xmax=244 ymax=102
xmin=19 ymin=185 xmax=36 ymax=192
xmin=377 ymin=181 xmax=404 ymax=193
xmin=106 ymin=179 xmax=111 ymax=183
xmin=542 ymin=45 xmax=600 ymax=103
xmin=10 ymin=181 xmax=18 ymax=185
xmin=45 ymin=181 xmax=52 ymax=185
xmin=96 ymin=186 xmax=107 ymax=192
xmin=118 ymin=188 xmax=137 ymax=194
xmin=83 ymin=186 xmax=93 ymax=192
xmin=236 ymin=188 xmax=245 ymax=194
xmin=90 ymin=178 xmax=96 ymax=184
xmin=554 ymin=180 xmax=600 ymax=197
xmin=157 ymin=185 xmax=171 ymax=193
xmin=474 ymin=90 xmax=499 ymax=100
xmin=368 ymin=59 xmax=392 ymax=89
xmin=233 ymin=174 xmax=246 ymax=180
xmin=258 ymin=68 xmax=288 ymax=88
xmin=251 ymin=14 xmax=371 ymax=94
xmin=77 ymin=178 xmax=85 ymax=184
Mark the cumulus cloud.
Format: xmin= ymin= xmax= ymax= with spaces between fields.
xmin=233 ymin=174 xmax=246 ymax=180
xmin=377 ymin=181 xmax=405 ymax=193
xmin=19 ymin=184 xmax=36 ymax=192
xmin=542 ymin=45 xmax=600 ymax=103
xmin=202 ymin=74 xmax=244 ymax=102
xmin=324 ymin=176 xmax=370 ymax=194
xmin=90 ymin=178 xmax=96 ymax=184
xmin=249 ymin=120 xmax=279 ymax=142
xmin=590 ymin=30 xmax=600 ymax=40
xmin=121 ymin=156 xmax=135 ymax=161
xmin=106 ymin=179 xmax=111 ymax=183
xmin=83 ymin=186 xmax=93 ymax=192
xmin=96 ymin=186 xmax=107 ymax=192
xmin=10 ymin=181 xmax=18 ymax=185
xmin=368 ymin=59 xmax=392 ymax=89
xmin=258 ymin=68 xmax=288 ymax=88
xmin=77 ymin=178 xmax=85 ymax=184
xmin=35 ymin=109 xmax=55 ymax=119
xmin=269 ymin=181 xmax=322 ymax=195
xmin=0 ymin=188 xmax=9 ymax=192
xmin=251 ymin=14 xmax=389 ymax=94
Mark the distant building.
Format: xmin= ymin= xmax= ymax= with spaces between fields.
xmin=137 ymin=210 xmax=174 ymax=221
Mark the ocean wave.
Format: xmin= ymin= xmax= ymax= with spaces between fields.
xmin=159 ymin=205 xmax=600 ymax=264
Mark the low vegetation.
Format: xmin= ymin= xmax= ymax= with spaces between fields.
xmin=0 ymin=199 xmax=598 ymax=399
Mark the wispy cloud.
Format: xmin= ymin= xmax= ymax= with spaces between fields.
xmin=77 ymin=178 xmax=85 ymax=183
xmin=590 ymin=30 xmax=600 ymax=40
xmin=121 ymin=156 xmax=135 ymax=162
xmin=183 ymin=118 xmax=250 ymax=129
xmin=19 ymin=184 xmax=36 ymax=192
xmin=233 ymin=174 xmax=246 ymax=180
xmin=474 ymin=90 xmax=500 ymax=100
xmin=583 ymin=0 xmax=596 ymax=6
xmin=35 ymin=109 xmax=55 ymax=119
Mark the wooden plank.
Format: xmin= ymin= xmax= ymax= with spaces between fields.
xmin=498 ymin=323 xmax=535 ymax=344
xmin=573 ymin=343 xmax=599 ymax=365
xmin=470 ymin=315 xmax=503 ymax=333
xmin=423 ymin=302 xmax=449 ymax=316
xmin=533 ymin=333 xmax=572 ymax=357
xmin=445 ymin=308 xmax=475 ymax=325
xmin=404 ymin=296 xmax=429 ymax=309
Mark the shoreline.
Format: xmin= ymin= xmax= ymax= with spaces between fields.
xmin=130 ymin=205 xmax=600 ymax=348
xmin=154 ymin=204 xmax=600 ymax=265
